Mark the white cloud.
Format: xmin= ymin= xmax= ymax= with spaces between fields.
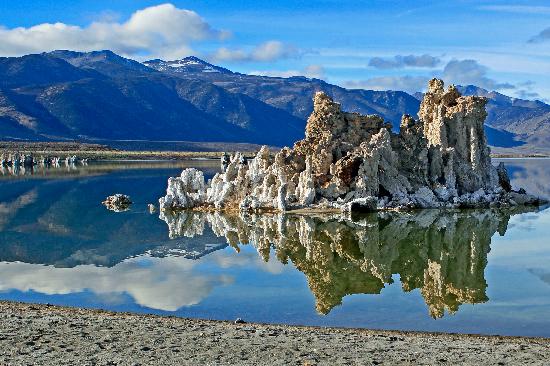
xmin=529 ymin=27 xmax=550 ymax=43
xmin=344 ymin=75 xmax=429 ymax=93
xmin=368 ymin=54 xmax=440 ymax=69
xmin=250 ymin=64 xmax=325 ymax=79
xmin=0 ymin=3 xmax=230 ymax=60
xmin=342 ymin=59 xmax=519 ymax=94
xmin=479 ymin=5 xmax=550 ymax=15
xmin=442 ymin=59 xmax=514 ymax=90
xmin=210 ymin=40 xmax=300 ymax=63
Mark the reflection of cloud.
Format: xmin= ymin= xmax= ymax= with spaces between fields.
xmin=0 ymin=255 xmax=233 ymax=311
xmin=0 ymin=189 xmax=37 ymax=230
xmin=209 ymin=250 xmax=285 ymax=275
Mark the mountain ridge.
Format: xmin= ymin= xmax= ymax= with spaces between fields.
xmin=0 ymin=50 xmax=548 ymax=152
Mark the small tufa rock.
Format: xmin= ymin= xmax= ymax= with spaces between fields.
xmin=102 ymin=194 xmax=132 ymax=212
xmin=148 ymin=203 xmax=157 ymax=214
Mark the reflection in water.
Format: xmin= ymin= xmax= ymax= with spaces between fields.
xmin=0 ymin=189 xmax=37 ymax=230
xmin=494 ymin=158 xmax=550 ymax=200
xmin=0 ymin=162 xmax=220 ymax=268
xmin=161 ymin=209 xmax=529 ymax=318
xmin=0 ymin=255 xmax=234 ymax=311
xmin=0 ymin=160 xmax=220 ymax=180
xmin=0 ymin=159 xmax=549 ymax=335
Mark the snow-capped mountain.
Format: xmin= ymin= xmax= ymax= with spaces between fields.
xmin=144 ymin=56 xmax=233 ymax=74
xmin=0 ymin=50 xmax=548 ymax=152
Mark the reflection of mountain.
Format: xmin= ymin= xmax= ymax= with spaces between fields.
xmin=161 ymin=209 xmax=533 ymax=318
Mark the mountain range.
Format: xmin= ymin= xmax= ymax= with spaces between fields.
xmin=0 ymin=50 xmax=548 ymax=153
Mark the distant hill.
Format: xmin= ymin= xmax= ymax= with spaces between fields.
xmin=457 ymin=85 xmax=550 ymax=153
xmin=144 ymin=57 xmax=421 ymax=128
xmin=0 ymin=50 xmax=548 ymax=152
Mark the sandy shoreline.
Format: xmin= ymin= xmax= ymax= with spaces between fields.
xmin=1 ymin=301 xmax=549 ymax=365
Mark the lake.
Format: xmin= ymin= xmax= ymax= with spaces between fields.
xmin=1 ymin=158 xmax=549 ymax=337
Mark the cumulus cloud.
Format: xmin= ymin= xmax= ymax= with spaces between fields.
xmin=344 ymin=75 xmax=429 ymax=93
xmin=516 ymin=90 xmax=541 ymax=99
xmin=344 ymin=59 xmax=520 ymax=94
xmin=0 ymin=3 xmax=230 ymax=60
xmin=515 ymin=81 xmax=542 ymax=100
xmin=368 ymin=54 xmax=440 ymax=69
xmin=528 ymin=27 xmax=550 ymax=43
xmin=250 ymin=64 xmax=325 ymax=79
xmin=210 ymin=41 xmax=300 ymax=63
xmin=442 ymin=59 xmax=515 ymax=90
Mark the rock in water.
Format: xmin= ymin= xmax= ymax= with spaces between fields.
xmin=160 ymin=79 xmax=546 ymax=212
xmin=103 ymin=194 xmax=132 ymax=212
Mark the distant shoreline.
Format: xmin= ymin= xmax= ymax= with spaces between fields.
xmin=1 ymin=141 xmax=548 ymax=161
xmin=1 ymin=300 xmax=549 ymax=365
xmin=492 ymin=154 xmax=550 ymax=159
xmin=0 ymin=141 xmax=257 ymax=160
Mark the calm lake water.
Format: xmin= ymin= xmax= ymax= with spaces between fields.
xmin=1 ymin=159 xmax=550 ymax=337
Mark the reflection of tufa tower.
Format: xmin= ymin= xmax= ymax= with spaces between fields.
xmin=161 ymin=209 xmax=528 ymax=318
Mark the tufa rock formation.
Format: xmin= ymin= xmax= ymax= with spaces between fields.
xmin=159 ymin=79 xmax=545 ymax=212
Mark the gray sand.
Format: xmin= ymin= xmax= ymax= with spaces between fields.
xmin=1 ymin=301 xmax=549 ymax=365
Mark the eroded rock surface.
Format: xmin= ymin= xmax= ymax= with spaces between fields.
xmin=160 ymin=79 xmax=544 ymax=212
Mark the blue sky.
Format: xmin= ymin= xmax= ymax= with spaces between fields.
xmin=1 ymin=0 xmax=549 ymax=100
